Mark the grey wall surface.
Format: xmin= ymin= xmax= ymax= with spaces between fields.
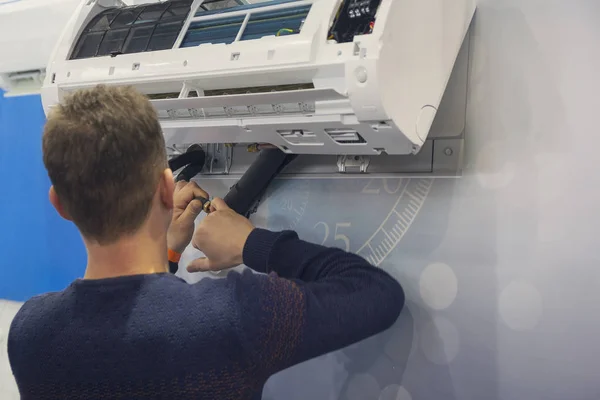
xmin=2 ymin=0 xmax=600 ymax=399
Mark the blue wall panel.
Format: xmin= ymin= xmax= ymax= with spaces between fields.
xmin=0 ymin=92 xmax=86 ymax=301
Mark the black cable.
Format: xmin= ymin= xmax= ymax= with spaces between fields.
xmin=223 ymin=149 xmax=296 ymax=216
xmin=175 ymin=162 xmax=204 ymax=183
xmin=168 ymin=144 xmax=206 ymax=182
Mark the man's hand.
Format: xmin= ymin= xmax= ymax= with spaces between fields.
xmin=167 ymin=181 xmax=209 ymax=254
xmin=187 ymin=198 xmax=255 ymax=272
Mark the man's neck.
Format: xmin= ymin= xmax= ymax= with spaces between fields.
xmin=83 ymin=233 xmax=169 ymax=280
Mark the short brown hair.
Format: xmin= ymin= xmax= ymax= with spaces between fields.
xmin=43 ymin=85 xmax=167 ymax=244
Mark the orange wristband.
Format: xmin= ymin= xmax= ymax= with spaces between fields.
xmin=168 ymin=248 xmax=182 ymax=263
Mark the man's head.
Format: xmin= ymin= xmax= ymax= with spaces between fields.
xmin=43 ymin=85 xmax=175 ymax=245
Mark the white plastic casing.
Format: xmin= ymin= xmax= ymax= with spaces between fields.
xmin=41 ymin=0 xmax=476 ymax=155
xmin=0 ymin=0 xmax=82 ymax=96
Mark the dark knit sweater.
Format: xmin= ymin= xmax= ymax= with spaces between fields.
xmin=8 ymin=228 xmax=404 ymax=399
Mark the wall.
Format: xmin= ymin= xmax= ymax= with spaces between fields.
xmin=2 ymin=0 xmax=600 ymax=399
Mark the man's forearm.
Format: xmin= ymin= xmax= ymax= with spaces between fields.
xmin=243 ymin=228 xmax=392 ymax=282
xmin=238 ymin=228 xmax=405 ymax=372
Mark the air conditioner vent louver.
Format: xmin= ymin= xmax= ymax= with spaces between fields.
xmin=325 ymin=129 xmax=366 ymax=144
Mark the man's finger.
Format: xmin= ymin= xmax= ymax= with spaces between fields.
xmin=175 ymin=180 xmax=187 ymax=191
xmin=174 ymin=182 xmax=209 ymax=209
xmin=210 ymin=197 xmax=230 ymax=211
xmin=186 ymin=182 xmax=209 ymax=201
xmin=179 ymin=199 xmax=204 ymax=222
xmin=187 ymin=257 xmax=211 ymax=272
xmin=179 ymin=181 xmax=208 ymax=198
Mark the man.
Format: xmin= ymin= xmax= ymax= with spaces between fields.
xmin=8 ymin=85 xmax=404 ymax=399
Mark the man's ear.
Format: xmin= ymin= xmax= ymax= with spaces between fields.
xmin=49 ymin=186 xmax=72 ymax=221
xmin=160 ymin=168 xmax=175 ymax=210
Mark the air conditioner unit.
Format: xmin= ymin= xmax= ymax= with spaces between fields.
xmin=41 ymin=0 xmax=476 ymax=177
xmin=0 ymin=0 xmax=83 ymax=97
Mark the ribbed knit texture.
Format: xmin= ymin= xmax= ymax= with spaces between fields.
xmin=8 ymin=229 xmax=404 ymax=400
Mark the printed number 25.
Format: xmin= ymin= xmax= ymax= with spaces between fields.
xmin=314 ymin=222 xmax=351 ymax=251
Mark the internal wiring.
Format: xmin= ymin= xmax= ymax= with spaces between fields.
xmin=276 ymin=28 xmax=295 ymax=36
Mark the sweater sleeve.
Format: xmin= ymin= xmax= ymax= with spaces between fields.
xmin=231 ymin=228 xmax=405 ymax=379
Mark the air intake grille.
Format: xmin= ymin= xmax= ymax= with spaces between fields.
xmin=70 ymin=0 xmax=202 ymax=59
